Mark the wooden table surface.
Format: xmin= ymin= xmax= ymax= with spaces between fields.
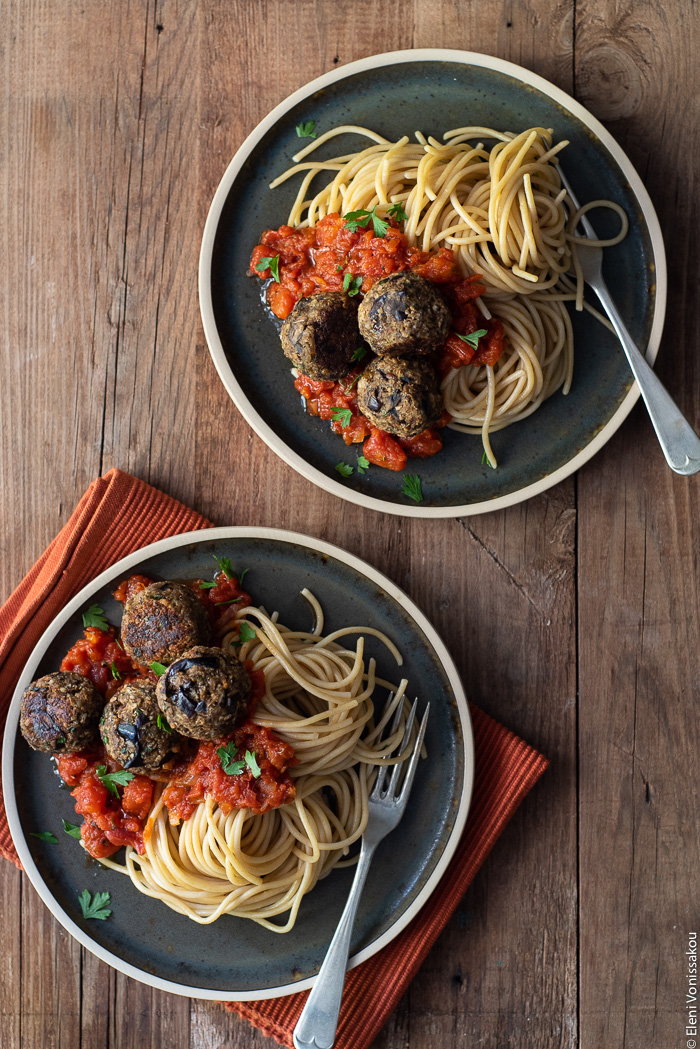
xmin=2 ymin=2 xmax=698 ymax=1047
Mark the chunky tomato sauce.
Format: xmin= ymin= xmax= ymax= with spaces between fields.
xmin=54 ymin=573 xmax=288 ymax=859
xmin=61 ymin=627 xmax=146 ymax=699
xmin=250 ymin=212 xmax=505 ymax=469
xmin=162 ymin=721 xmax=296 ymax=821
xmin=56 ymin=746 xmax=154 ymax=859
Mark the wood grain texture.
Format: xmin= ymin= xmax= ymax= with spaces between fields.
xmin=1 ymin=0 xmax=698 ymax=1046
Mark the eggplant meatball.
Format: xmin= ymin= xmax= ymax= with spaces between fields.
xmin=100 ymin=679 xmax=183 ymax=772
xmin=357 ymin=356 xmax=444 ymax=438
xmin=121 ymin=581 xmax=210 ymax=668
xmin=155 ymin=646 xmax=251 ymax=740
xmin=280 ymin=292 xmax=360 ymax=380
xmin=358 ymin=271 xmax=451 ymax=356
xmin=20 ymin=671 xmax=102 ymax=753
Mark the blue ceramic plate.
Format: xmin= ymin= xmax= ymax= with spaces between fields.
xmin=2 ymin=528 xmax=473 ymax=1000
xmin=200 ymin=49 xmax=666 ymax=517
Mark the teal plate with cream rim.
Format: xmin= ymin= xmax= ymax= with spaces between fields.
xmin=199 ymin=49 xmax=666 ymax=517
xmin=2 ymin=528 xmax=473 ymax=1000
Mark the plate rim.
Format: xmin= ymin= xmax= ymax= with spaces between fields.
xmin=2 ymin=525 xmax=474 ymax=1001
xmin=198 ymin=47 xmax=667 ymax=518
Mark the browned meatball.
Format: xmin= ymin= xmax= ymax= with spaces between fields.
xmin=357 ymin=271 xmax=451 ymax=356
xmin=155 ymin=646 xmax=251 ymax=740
xmin=356 ymin=356 xmax=444 ymax=437
xmin=100 ymin=679 xmax=185 ymax=772
xmin=280 ymin=292 xmax=360 ymax=380
xmin=20 ymin=671 xmax=103 ymax=753
xmin=121 ymin=581 xmax=210 ymax=668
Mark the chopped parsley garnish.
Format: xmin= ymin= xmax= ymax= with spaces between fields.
xmin=31 ymin=831 xmax=57 ymax=843
xmin=357 ymin=455 xmax=370 ymax=475
xmin=335 ymin=462 xmax=353 ymax=478
xmin=457 ymin=328 xmax=488 ymax=349
xmin=255 ymin=255 xmax=281 ymax=282
xmin=217 ymin=742 xmax=245 ymax=775
xmin=245 ymin=750 xmax=262 ymax=778
xmin=217 ymin=743 xmax=261 ymax=779
xmin=401 ymin=474 xmax=424 ymax=503
xmin=238 ymin=568 xmax=249 ymax=584
xmin=79 ymin=889 xmax=112 ymax=921
xmin=215 ymin=597 xmax=244 ymax=606
xmin=82 ymin=604 xmax=108 ymax=631
xmin=387 ymin=200 xmax=409 ymax=222
xmin=344 ymin=206 xmax=389 ymax=238
xmin=351 ymin=346 xmax=367 ymax=362
xmin=238 ymin=622 xmax=256 ymax=643
xmin=342 ymin=273 xmax=363 ymax=297
xmin=213 ymin=554 xmax=234 ymax=579
xmin=110 ymin=661 xmax=122 ymax=681
xmin=295 ymin=119 xmax=317 ymax=139
xmin=199 ymin=580 xmax=216 ymax=589
xmin=481 ymin=450 xmax=496 ymax=469
xmin=62 ymin=819 xmax=82 ymax=839
xmin=96 ymin=765 xmax=134 ymax=798
xmin=331 ymin=407 xmax=352 ymax=428
xmin=150 ymin=661 xmax=168 ymax=677
xmin=344 ymin=373 xmax=361 ymax=392
xmin=156 ymin=713 xmax=172 ymax=734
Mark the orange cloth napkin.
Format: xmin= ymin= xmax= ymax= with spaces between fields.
xmin=0 ymin=468 xmax=548 ymax=1048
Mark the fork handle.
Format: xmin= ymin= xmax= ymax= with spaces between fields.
xmin=293 ymin=842 xmax=376 ymax=1049
xmin=592 ymin=277 xmax=700 ymax=475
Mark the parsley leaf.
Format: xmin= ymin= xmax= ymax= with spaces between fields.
xmin=31 ymin=831 xmax=58 ymax=843
xmin=217 ymin=742 xmax=246 ymax=776
xmin=457 ymin=328 xmax=488 ymax=350
xmin=386 ymin=200 xmax=408 ymax=222
xmin=82 ymin=604 xmax=108 ymax=631
xmin=331 ymin=407 xmax=352 ymax=428
xmin=156 ymin=713 xmax=172 ymax=734
xmin=96 ymin=765 xmax=134 ymax=798
xmin=401 ymin=474 xmax=424 ymax=503
xmin=481 ymin=450 xmax=496 ymax=469
xmin=343 ymin=206 xmax=389 ymax=238
xmin=212 ymin=555 xmax=234 ymax=580
xmin=295 ymin=119 xmax=317 ymax=139
xmin=238 ymin=622 xmax=256 ymax=643
xmin=150 ymin=661 xmax=168 ymax=677
xmin=342 ymin=273 xmax=363 ymax=297
xmin=335 ymin=462 xmax=353 ymax=478
xmin=245 ymin=750 xmax=262 ymax=778
xmin=255 ymin=255 xmax=281 ymax=282
xmin=351 ymin=346 xmax=367 ymax=362
xmin=79 ymin=889 xmax=112 ymax=921
xmin=357 ymin=455 xmax=370 ymax=475
xmin=62 ymin=819 xmax=82 ymax=839
xmin=199 ymin=580 xmax=217 ymax=589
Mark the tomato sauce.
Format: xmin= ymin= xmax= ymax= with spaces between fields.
xmin=162 ymin=722 xmax=296 ymax=821
xmin=61 ymin=626 xmax=147 ymax=699
xmin=250 ymin=213 xmax=506 ymax=469
xmin=56 ymin=746 xmax=154 ymax=859
xmin=54 ymin=573 xmax=289 ymax=860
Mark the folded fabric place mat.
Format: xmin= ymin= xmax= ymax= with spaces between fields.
xmin=0 ymin=468 xmax=548 ymax=1049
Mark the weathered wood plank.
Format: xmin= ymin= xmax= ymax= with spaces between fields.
xmin=575 ymin=3 xmax=700 ymax=1047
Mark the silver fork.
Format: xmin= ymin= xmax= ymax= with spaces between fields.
xmin=293 ymin=696 xmax=430 ymax=1049
xmin=559 ymin=167 xmax=700 ymax=476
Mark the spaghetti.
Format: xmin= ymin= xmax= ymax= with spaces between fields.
xmin=268 ymin=125 xmax=628 ymax=465
xmin=97 ymin=592 xmax=414 ymax=931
